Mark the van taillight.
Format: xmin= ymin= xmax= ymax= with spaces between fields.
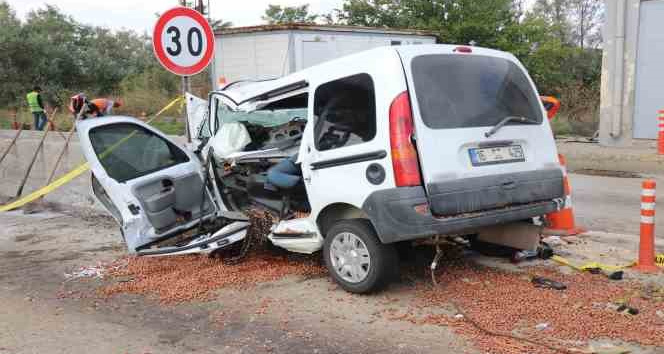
xmin=454 ymin=46 xmax=473 ymax=53
xmin=389 ymin=91 xmax=422 ymax=187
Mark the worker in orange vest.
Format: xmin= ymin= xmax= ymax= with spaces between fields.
xmin=89 ymin=98 xmax=122 ymax=117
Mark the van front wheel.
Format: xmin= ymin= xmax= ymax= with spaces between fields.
xmin=323 ymin=219 xmax=398 ymax=293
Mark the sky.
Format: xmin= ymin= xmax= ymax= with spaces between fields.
xmin=7 ymin=0 xmax=343 ymax=34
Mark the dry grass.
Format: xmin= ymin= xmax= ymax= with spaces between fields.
xmin=0 ymin=108 xmax=186 ymax=135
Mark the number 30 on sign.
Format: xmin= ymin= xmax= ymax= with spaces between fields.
xmin=153 ymin=7 xmax=215 ymax=76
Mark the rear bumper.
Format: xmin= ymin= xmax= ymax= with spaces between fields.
xmin=362 ymin=186 xmax=561 ymax=244
xmin=427 ymin=168 xmax=564 ymax=216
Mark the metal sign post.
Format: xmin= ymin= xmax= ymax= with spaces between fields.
xmin=182 ymin=75 xmax=191 ymax=141
xmin=153 ymin=5 xmax=215 ymax=142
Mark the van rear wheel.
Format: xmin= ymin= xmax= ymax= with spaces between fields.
xmin=323 ymin=219 xmax=398 ymax=293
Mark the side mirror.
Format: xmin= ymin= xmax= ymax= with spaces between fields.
xmin=540 ymin=96 xmax=561 ymax=120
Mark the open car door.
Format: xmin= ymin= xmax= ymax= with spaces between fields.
xmin=186 ymin=93 xmax=210 ymax=149
xmin=77 ymin=116 xmax=249 ymax=256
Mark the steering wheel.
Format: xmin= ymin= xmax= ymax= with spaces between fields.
xmin=289 ymin=116 xmax=306 ymax=123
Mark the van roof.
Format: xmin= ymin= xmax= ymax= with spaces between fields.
xmin=213 ymin=46 xmax=395 ymax=105
xmin=214 ymin=44 xmax=515 ymax=106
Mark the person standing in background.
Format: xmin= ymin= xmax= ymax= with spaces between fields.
xmin=26 ymin=86 xmax=46 ymax=130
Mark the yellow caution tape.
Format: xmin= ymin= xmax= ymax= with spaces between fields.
xmin=551 ymin=255 xmax=635 ymax=272
xmin=0 ymin=162 xmax=90 ymax=212
xmin=656 ymin=254 xmax=664 ymax=268
xmin=147 ymin=96 xmax=184 ymax=124
xmin=0 ymin=96 xmax=184 ymax=212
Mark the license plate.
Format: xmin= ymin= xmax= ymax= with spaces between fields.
xmin=469 ymin=145 xmax=525 ymax=166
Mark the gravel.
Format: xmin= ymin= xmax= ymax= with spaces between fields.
xmin=99 ymin=210 xmax=324 ymax=304
xmin=100 ymin=251 xmax=324 ymax=304
xmin=413 ymin=260 xmax=664 ymax=353
xmin=94 ymin=211 xmax=664 ymax=354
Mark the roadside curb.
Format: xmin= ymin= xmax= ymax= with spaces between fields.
xmin=557 ymin=140 xmax=664 ymax=176
xmin=580 ymin=230 xmax=664 ymax=248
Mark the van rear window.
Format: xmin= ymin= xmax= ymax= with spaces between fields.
xmin=411 ymin=55 xmax=542 ymax=129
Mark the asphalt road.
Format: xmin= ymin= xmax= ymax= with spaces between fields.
xmin=570 ymin=172 xmax=664 ymax=236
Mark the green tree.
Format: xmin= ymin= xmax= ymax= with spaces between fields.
xmin=333 ymin=0 xmax=604 ymax=135
xmin=337 ymin=0 xmax=517 ymax=47
xmin=0 ymin=2 xmax=27 ymax=107
xmin=335 ymin=0 xmax=402 ymax=27
xmin=263 ymin=4 xmax=318 ymax=24
xmin=532 ymin=0 xmax=572 ymax=44
xmin=0 ymin=2 xmax=182 ymax=109
xmin=568 ymin=0 xmax=603 ymax=49
xmin=210 ymin=18 xmax=233 ymax=30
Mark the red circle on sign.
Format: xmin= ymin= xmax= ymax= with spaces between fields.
xmin=153 ymin=7 xmax=215 ymax=76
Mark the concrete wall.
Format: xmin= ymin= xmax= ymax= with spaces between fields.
xmin=0 ymin=130 xmax=185 ymax=213
xmin=599 ymin=0 xmax=641 ymax=147
xmin=0 ymin=130 xmax=99 ymax=211
xmin=599 ymin=0 xmax=664 ymax=145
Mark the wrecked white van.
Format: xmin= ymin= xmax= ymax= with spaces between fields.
xmin=77 ymin=45 xmax=564 ymax=293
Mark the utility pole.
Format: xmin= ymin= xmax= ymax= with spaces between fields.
xmin=178 ymin=0 xmax=208 ymax=143
xmin=179 ymin=0 xmax=192 ymax=142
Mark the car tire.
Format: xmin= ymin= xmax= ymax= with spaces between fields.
xmin=323 ymin=219 xmax=398 ymax=294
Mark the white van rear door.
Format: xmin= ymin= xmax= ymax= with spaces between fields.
xmin=397 ymin=45 xmax=562 ymax=216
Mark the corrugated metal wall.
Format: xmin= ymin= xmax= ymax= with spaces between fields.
xmin=293 ymin=31 xmax=433 ymax=71
xmin=211 ymin=30 xmax=435 ymax=87
xmin=212 ymin=31 xmax=291 ymax=84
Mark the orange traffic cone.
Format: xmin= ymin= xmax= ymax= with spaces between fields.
xmin=658 ymin=110 xmax=664 ymax=155
xmin=635 ymin=180 xmax=659 ymax=272
xmin=544 ymin=154 xmax=585 ymax=236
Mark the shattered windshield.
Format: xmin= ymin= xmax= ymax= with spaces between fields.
xmin=216 ymin=103 xmax=307 ymax=128
xmin=214 ymin=92 xmax=309 ymax=133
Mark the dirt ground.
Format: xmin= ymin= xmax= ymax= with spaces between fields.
xmin=1 ymin=172 xmax=664 ymax=354
xmin=0 ymin=211 xmax=474 ymax=354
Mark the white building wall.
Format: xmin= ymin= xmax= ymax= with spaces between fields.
xmin=211 ymin=29 xmax=435 ymax=88
xmin=292 ymin=31 xmax=435 ymax=71
xmin=212 ymin=31 xmax=291 ymax=85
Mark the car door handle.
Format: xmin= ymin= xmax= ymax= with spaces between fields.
xmin=128 ymin=203 xmax=141 ymax=215
xmin=501 ymin=181 xmax=516 ymax=190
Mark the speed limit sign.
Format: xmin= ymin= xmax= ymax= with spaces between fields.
xmin=153 ymin=7 xmax=215 ymax=76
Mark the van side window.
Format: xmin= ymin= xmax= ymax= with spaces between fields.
xmin=89 ymin=123 xmax=189 ymax=183
xmin=313 ymin=74 xmax=376 ymax=151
